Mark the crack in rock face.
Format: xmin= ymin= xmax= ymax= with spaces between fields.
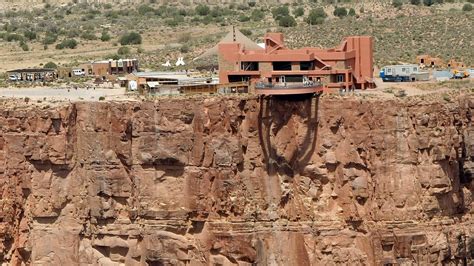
xmin=0 ymin=95 xmax=473 ymax=265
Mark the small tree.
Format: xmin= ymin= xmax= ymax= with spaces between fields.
xmin=119 ymin=32 xmax=142 ymax=45
xmin=306 ymin=8 xmax=327 ymax=25
xmin=333 ymin=7 xmax=348 ymax=18
xmin=462 ymin=3 xmax=473 ymax=11
xmin=278 ymin=15 xmax=297 ymax=27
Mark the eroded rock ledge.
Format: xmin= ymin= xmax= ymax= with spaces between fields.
xmin=0 ymin=95 xmax=473 ymax=265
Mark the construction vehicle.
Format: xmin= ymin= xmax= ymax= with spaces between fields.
xmin=452 ymin=69 xmax=470 ymax=79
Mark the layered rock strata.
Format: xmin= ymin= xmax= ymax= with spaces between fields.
xmin=0 ymin=95 xmax=473 ymax=265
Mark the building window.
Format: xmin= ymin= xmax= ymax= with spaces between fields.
xmin=336 ymin=74 xmax=344 ymax=82
xmin=300 ymin=61 xmax=313 ymax=71
xmin=241 ymin=62 xmax=259 ymax=71
xmin=413 ymin=67 xmax=417 ymax=72
xmin=273 ymin=62 xmax=292 ymax=71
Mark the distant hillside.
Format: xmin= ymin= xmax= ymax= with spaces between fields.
xmin=284 ymin=10 xmax=474 ymax=67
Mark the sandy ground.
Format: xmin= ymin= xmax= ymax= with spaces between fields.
xmin=0 ymin=87 xmax=131 ymax=101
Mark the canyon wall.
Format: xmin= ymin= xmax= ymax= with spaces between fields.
xmin=0 ymin=95 xmax=473 ymax=265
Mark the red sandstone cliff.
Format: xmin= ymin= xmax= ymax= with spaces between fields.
xmin=0 ymin=94 xmax=473 ymax=265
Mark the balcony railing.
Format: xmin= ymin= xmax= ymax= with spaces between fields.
xmin=255 ymin=81 xmax=322 ymax=89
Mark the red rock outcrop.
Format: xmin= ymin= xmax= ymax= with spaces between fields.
xmin=0 ymin=94 xmax=473 ymax=265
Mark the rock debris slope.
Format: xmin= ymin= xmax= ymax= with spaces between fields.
xmin=0 ymin=95 xmax=473 ymax=265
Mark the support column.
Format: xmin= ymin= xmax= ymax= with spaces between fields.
xmin=345 ymin=71 xmax=349 ymax=90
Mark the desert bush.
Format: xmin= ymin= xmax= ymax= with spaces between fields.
xmin=463 ymin=3 xmax=473 ymax=11
xmin=180 ymin=44 xmax=190 ymax=53
xmin=5 ymin=33 xmax=24 ymax=42
xmin=100 ymin=31 xmax=111 ymax=42
xmin=119 ymin=32 xmax=142 ymax=45
xmin=23 ymin=30 xmax=37 ymax=40
xmin=238 ymin=14 xmax=250 ymax=22
xmin=81 ymin=31 xmax=97 ymax=40
xmin=423 ymin=0 xmax=434 ymax=6
xmin=410 ymin=0 xmax=421 ymax=5
xmin=20 ymin=41 xmax=29 ymax=51
xmin=56 ymin=38 xmax=78 ymax=49
xmin=117 ymin=46 xmax=130 ymax=55
xmin=195 ymin=4 xmax=210 ymax=16
xmin=306 ymin=8 xmax=327 ymax=25
xmin=251 ymin=9 xmax=265 ymax=21
xmin=272 ymin=6 xmax=290 ymax=20
xmin=240 ymin=29 xmax=252 ymax=36
xmin=44 ymin=62 xmax=58 ymax=69
xmin=293 ymin=7 xmax=305 ymax=17
xmin=348 ymin=8 xmax=356 ymax=16
xmin=333 ymin=7 xmax=348 ymax=18
xmin=392 ymin=0 xmax=403 ymax=8
xmin=278 ymin=15 xmax=297 ymax=27
xmin=138 ymin=5 xmax=154 ymax=15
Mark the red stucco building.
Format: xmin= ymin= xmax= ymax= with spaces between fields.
xmin=218 ymin=33 xmax=375 ymax=92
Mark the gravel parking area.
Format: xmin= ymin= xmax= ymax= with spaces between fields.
xmin=0 ymin=87 xmax=131 ymax=101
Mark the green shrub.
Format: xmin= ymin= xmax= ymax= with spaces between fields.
xmin=462 ymin=3 xmax=473 ymax=11
xmin=423 ymin=0 xmax=434 ymax=6
xmin=180 ymin=44 xmax=190 ymax=53
xmin=117 ymin=46 xmax=130 ymax=55
xmin=44 ymin=62 xmax=58 ymax=69
xmin=100 ymin=31 xmax=111 ymax=42
xmin=80 ymin=31 xmax=97 ymax=40
xmin=306 ymin=8 xmax=327 ymax=25
xmin=293 ymin=7 xmax=304 ymax=17
xmin=238 ymin=14 xmax=250 ymax=22
xmin=278 ymin=15 xmax=297 ymax=27
xmin=99 ymin=96 xmax=105 ymax=101
xmin=392 ymin=0 xmax=403 ymax=8
xmin=195 ymin=4 xmax=210 ymax=16
xmin=272 ymin=6 xmax=290 ymax=20
xmin=20 ymin=41 xmax=29 ymax=51
xmin=24 ymin=30 xmax=37 ymax=40
xmin=56 ymin=39 xmax=78 ymax=49
xmin=240 ymin=29 xmax=252 ymax=36
xmin=43 ymin=33 xmax=58 ymax=45
xmin=348 ymin=8 xmax=356 ymax=16
xmin=333 ymin=7 xmax=348 ymax=18
xmin=251 ymin=9 xmax=265 ymax=21
xmin=119 ymin=32 xmax=142 ymax=45
xmin=6 ymin=33 xmax=24 ymax=42
xmin=138 ymin=5 xmax=154 ymax=15
xmin=410 ymin=0 xmax=421 ymax=4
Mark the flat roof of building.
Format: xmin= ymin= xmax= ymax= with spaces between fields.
xmin=7 ymin=68 xmax=56 ymax=73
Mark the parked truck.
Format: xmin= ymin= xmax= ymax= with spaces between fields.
xmin=380 ymin=64 xmax=429 ymax=82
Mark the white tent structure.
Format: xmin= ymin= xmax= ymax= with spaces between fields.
xmin=193 ymin=26 xmax=263 ymax=61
